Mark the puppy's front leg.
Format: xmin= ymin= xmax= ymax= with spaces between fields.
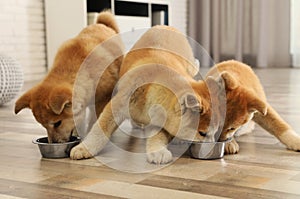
xmin=70 ymin=122 xmax=106 ymax=160
xmin=224 ymin=138 xmax=239 ymax=154
xmin=70 ymin=101 xmax=124 ymax=160
xmin=146 ymin=127 xmax=173 ymax=164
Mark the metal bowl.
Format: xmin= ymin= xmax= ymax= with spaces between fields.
xmin=189 ymin=140 xmax=228 ymax=160
xmin=32 ymin=136 xmax=81 ymax=158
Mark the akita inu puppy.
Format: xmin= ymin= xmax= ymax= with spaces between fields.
xmin=70 ymin=25 xmax=211 ymax=164
xmin=205 ymin=60 xmax=300 ymax=154
xmin=15 ymin=11 xmax=124 ymax=143
xmin=70 ymin=27 xmax=300 ymax=164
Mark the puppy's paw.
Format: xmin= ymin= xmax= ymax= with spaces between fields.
xmin=147 ymin=148 xmax=173 ymax=164
xmin=281 ymin=130 xmax=300 ymax=151
xmin=70 ymin=143 xmax=93 ymax=160
xmin=286 ymin=139 xmax=300 ymax=152
xmin=225 ymin=139 xmax=239 ymax=154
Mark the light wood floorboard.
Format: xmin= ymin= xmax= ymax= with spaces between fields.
xmin=0 ymin=68 xmax=300 ymax=198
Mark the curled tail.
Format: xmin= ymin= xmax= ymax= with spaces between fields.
xmin=96 ymin=10 xmax=120 ymax=33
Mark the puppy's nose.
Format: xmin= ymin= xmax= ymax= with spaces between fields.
xmin=47 ymin=137 xmax=53 ymax=143
xmin=199 ymin=131 xmax=207 ymax=137
xmin=48 ymin=136 xmax=63 ymax=143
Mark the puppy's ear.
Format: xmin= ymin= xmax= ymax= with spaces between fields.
xmin=15 ymin=89 xmax=33 ymax=114
xmin=49 ymin=86 xmax=72 ymax=115
xmin=219 ymin=72 xmax=238 ymax=90
xmin=180 ymin=93 xmax=203 ymax=113
xmin=247 ymin=94 xmax=267 ymax=116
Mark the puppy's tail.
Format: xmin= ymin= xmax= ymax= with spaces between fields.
xmin=96 ymin=10 xmax=120 ymax=33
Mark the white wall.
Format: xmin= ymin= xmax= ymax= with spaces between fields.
xmin=0 ymin=0 xmax=188 ymax=82
xmin=45 ymin=0 xmax=86 ymax=69
xmin=291 ymin=0 xmax=300 ymax=67
xmin=0 ymin=0 xmax=47 ymax=81
xmin=171 ymin=0 xmax=188 ymax=35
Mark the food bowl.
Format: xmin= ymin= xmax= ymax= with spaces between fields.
xmin=32 ymin=136 xmax=81 ymax=158
xmin=189 ymin=140 xmax=229 ymax=160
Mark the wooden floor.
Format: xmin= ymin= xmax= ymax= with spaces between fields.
xmin=1 ymin=68 xmax=300 ymax=199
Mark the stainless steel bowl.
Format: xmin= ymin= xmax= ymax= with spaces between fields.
xmin=189 ymin=140 xmax=228 ymax=160
xmin=32 ymin=136 xmax=81 ymax=158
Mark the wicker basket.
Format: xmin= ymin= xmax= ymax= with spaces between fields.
xmin=0 ymin=54 xmax=23 ymax=105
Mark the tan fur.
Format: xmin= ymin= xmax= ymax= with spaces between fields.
xmin=70 ymin=27 xmax=300 ymax=164
xmin=15 ymin=11 xmax=123 ymax=143
xmin=96 ymin=10 xmax=120 ymax=33
xmin=70 ymin=25 xmax=208 ymax=163
xmin=205 ymin=60 xmax=300 ymax=154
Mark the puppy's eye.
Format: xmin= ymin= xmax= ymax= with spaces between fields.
xmin=199 ymin=131 xmax=207 ymax=137
xmin=53 ymin=121 xmax=62 ymax=128
xmin=227 ymin=127 xmax=235 ymax=132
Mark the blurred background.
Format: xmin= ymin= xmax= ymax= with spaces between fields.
xmin=0 ymin=0 xmax=299 ymax=82
xmin=189 ymin=0 xmax=300 ymax=68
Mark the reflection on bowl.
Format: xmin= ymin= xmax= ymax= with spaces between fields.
xmin=189 ymin=140 xmax=229 ymax=160
xmin=32 ymin=136 xmax=81 ymax=158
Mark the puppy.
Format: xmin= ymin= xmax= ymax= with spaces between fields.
xmin=15 ymin=11 xmax=124 ymax=143
xmin=70 ymin=26 xmax=300 ymax=164
xmin=204 ymin=60 xmax=300 ymax=154
xmin=70 ymin=25 xmax=209 ymax=164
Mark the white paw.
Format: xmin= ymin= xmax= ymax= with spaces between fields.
xmin=70 ymin=143 xmax=93 ymax=160
xmin=225 ymin=139 xmax=240 ymax=154
xmin=286 ymin=138 xmax=300 ymax=151
xmin=281 ymin=130 xmax=300 ymax=151
xmin=147 ymin=148 xmax=173 ymax=164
